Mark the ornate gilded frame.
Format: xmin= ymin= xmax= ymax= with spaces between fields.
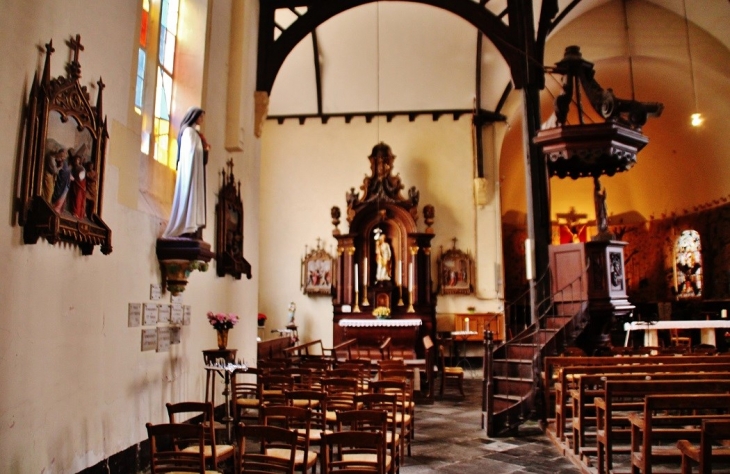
xmin=438 ymin=242 xmax=474 ymax=295
xmin=301 ymin=239 xmax=336 ymax=296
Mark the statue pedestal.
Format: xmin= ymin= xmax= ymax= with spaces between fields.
xmin=156 ymin=237 xmax=215 ymax=295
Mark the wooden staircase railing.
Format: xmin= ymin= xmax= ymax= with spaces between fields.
xmin=482 ymin=264 xmax=589 ymax=437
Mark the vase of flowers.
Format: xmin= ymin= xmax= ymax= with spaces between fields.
xmin=257 ymin=313 xmax=267 ymax=327
xmin=207 ymin=312 xmax=239 ymax=349
xmin=373 ymin=306 xmax=391 ymax=319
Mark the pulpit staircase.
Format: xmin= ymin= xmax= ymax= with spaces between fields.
xmin=483 ymin=267 xmax=589 ymax=437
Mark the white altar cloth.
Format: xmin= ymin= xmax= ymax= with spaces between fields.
xmin=339 ymin=318 xmax=423 ymax=328
xmin=623 ymin=320 xmax=730 ymax=347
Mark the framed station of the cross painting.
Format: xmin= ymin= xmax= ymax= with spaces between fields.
xmin=17 ymin=35 xmax=112 ymax=255
xmin=301 ymin=241 xmax=336 ymax=296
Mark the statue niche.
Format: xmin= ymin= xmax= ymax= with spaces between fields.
xmin=330 ymin=143 xmax=436 ymax=358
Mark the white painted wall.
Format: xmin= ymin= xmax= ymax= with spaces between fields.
xmin=258 ymin=116 xmax=505 ymax=344
xmin=0 ymin=1 xmax=260 ymax=472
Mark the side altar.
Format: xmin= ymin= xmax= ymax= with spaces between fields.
xmin=330 ymin=143 xmax=436 ymax=358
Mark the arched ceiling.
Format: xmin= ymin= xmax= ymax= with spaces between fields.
xmin=261 ymin=0 xmax=730 ymax=222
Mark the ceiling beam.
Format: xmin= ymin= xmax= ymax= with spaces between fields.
xmin=269 ymin=108 xmax=506 ymax=125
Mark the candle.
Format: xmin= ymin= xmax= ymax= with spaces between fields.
xmin=397 ymin=260 xmax=402 ymax=286
xmin=409 ymin=262 xmax=414 ymax=290
xmin=722 ymin=309 xmax=728 ymax=319
xmin=363 ymin=257 xmax=368 ymax=285
xmin=465 ymin=317 xmax=470 ymax=332
xmin=672 ymin=247 xmax=678 ymax=292
xmin=354 ymin=263 xmax=359 ymax=289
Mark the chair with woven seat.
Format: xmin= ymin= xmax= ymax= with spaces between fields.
xmin=237 ymin=424 xmax=298 ymax=474
xmin=322 ymin=377 xmax=360 ymax=429
xmin=259 ymin=374 xmax=295 ymax=409
xmin=285 ymin=390 xmax=330 ymax=444
xmin=166 ymin=401 xmax=234 ymax=471
xmin=354 ymin=393 xmax=400 ymax=473
xmin=146 ymin=422 xmax=219 ymax=474
xmin=321 ymin=431 xmax=385 ymax=474
xmin=438 ymin=340 xmax=464 ymax=398
xmin=336 ymin=410 xmax=392 ymax=474
xmin=232 ymin=367 xmax=261 ymax=424
xmin=261 ymin=405 xmax=318 ymax=474
xmin=369 ymin=379 xmax=412 ymax=460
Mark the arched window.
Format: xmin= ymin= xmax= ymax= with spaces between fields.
xmin=134 ymin=0 xmax=206 ymax=169
xmin=674 ymin=230 xmax=702 ymax=299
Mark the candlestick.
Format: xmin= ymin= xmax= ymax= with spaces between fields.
xmin=353 ymin=290 xmax=361 ymax=313
xmin=407 ymin=289 xmax=415 ymax=313
xmin=362 ymin=283 xmax=370 ymax=306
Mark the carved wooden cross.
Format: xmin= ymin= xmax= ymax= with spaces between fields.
xmin=69 ymin=34 xmax=84 ymax=63
xmin=451 ymin=237 xmax=458 ymax=249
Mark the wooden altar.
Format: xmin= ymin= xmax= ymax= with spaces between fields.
xmin=330 ymin=143 xmax=437 ymax=358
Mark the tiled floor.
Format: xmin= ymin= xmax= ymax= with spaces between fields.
xmin=401 ymin=377 xmax=581 ymax=474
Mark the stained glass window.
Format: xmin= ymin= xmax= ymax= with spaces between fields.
xmin=674 ymin=230 xmax=702 ymax=299
xmin=134 ymin=1 xmax=150 ymax=115
xmin=152 ymin=0 xmax=180 ymax=167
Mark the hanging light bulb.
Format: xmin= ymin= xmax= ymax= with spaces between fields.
xmin=690 ymin=113 xmax=704 ymax=127
xmin=683 ymin=0 xmax=703 ymax=128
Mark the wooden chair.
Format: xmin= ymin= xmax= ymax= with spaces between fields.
xmin=355 ymin=393 xmax=401 ymax=473
xmin=321 ymin=431 xmax=386 ymax=474
xmin=369 ymin=379 xmax=412 ymax=459
xmin=322 ymin=378 xmax=360 ymax=429
xmin=336 ymin=410 xmax=392 ymax=474
xmin=146 ymin=422 xmax=215 ymax=474
xmin=165 ymin=401 xmax=234 ymax=471
xmin=261 ymin=405 xmax=318 ymax=474
xmin=438 ymin=341 xmax=464 ymax=398
xmin=285 ymin=390 xmax=330 ymax=443
xmin=232 ymin=367 xmax=261 ymax=424
xmin=259 ymin=374 xmax=295 ymax=408
xmin=237 ymin=424 xmax=298 ymax=474
xmin=670 ymin=328 xmax=692 ymax=348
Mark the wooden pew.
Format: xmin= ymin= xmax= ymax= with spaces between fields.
xmin=678 ymin=419 xmax=730 ymax=474
xmin=544 ymin=354 xmax=730 ymax=422
xmin=595 ymin=379 xmax=730 ymax=474
xmin=554 ymin=361 xmax=730 ymax=442
xmin=332 ymin=338 xmax=359 ymax=362
xmin=630 ymin=394 xmax=730 ymax=474
xmin=257 ymin=335 xmax=293 ymax=361
xmin=282 ymin=339 xmax=329 ymax=364
xmin=569 ymin=369 xmax=730 ymax=456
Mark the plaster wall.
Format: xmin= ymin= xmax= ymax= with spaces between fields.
xmin=258 ymin=117 xmax=505 ymax=346
xmin=0 ymin=1 xmax=260 ymax=472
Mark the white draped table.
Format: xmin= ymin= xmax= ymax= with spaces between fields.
xmin=339 ymin=318 xmax=423 ymax=328
xmin=624 ymin=320 xmax=730 ymax=347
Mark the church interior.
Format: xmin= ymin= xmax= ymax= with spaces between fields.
xmin=3 ymin=0 xmax=730 ymax=473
